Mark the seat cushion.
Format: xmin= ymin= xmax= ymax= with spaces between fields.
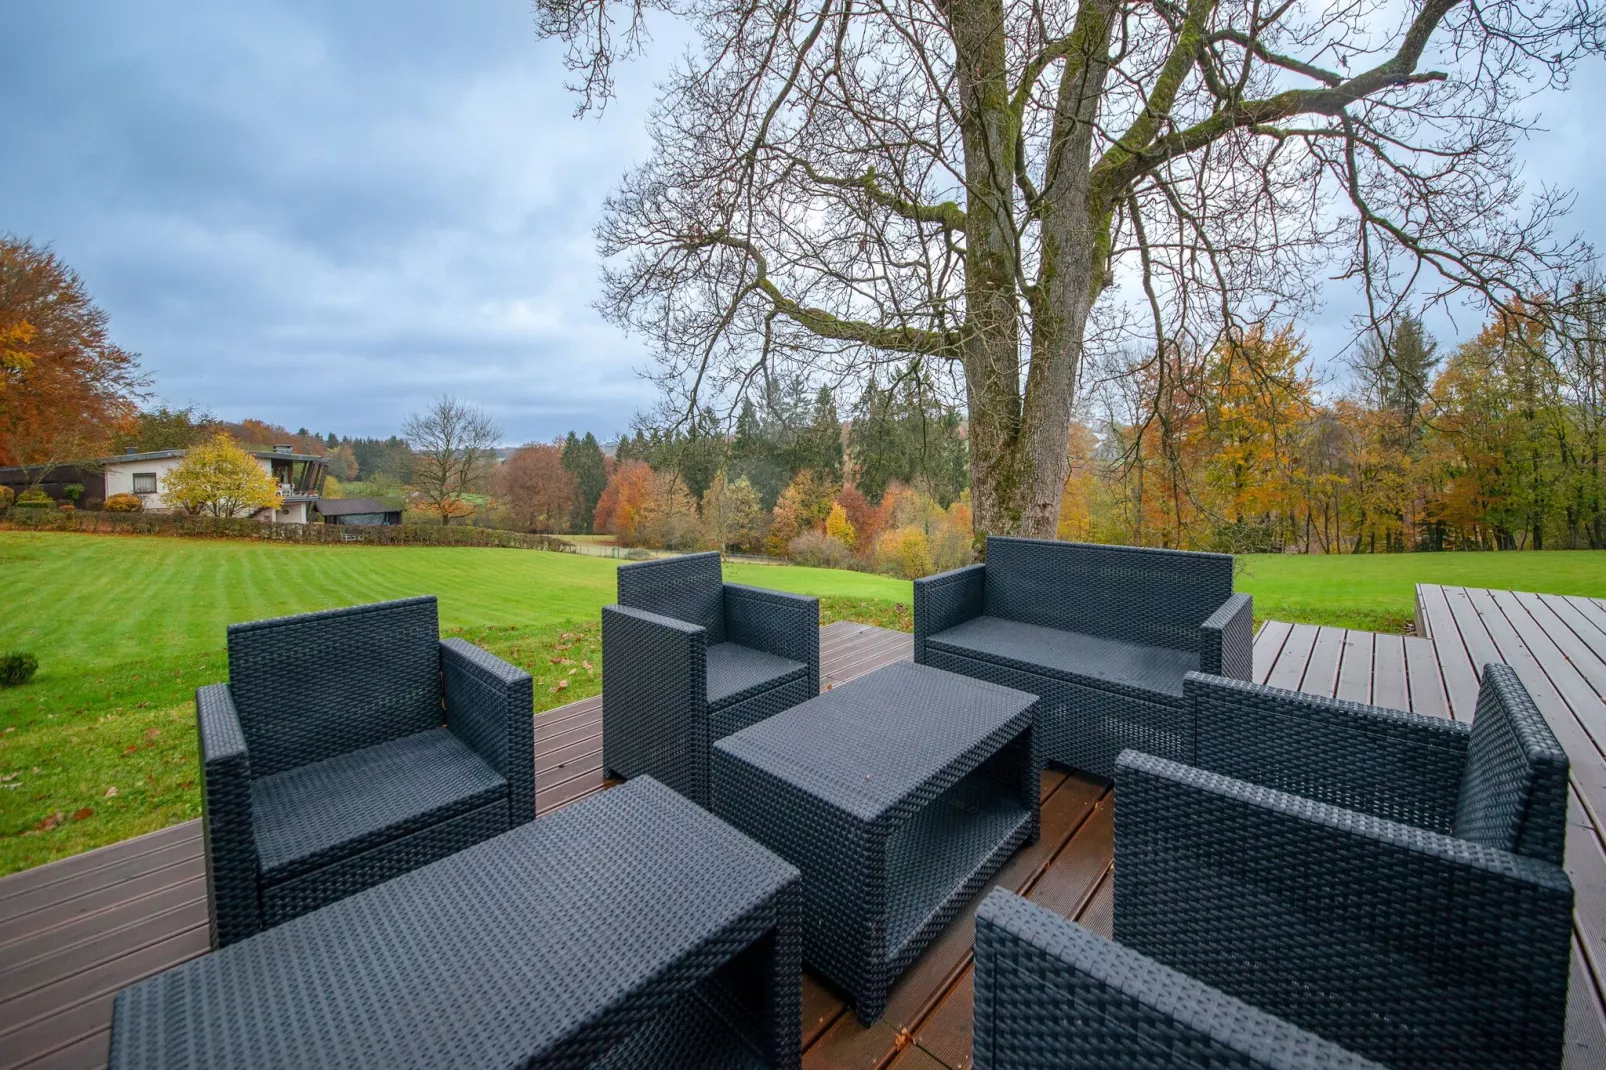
xmin=253 ymin=727 xmax=507 ymax=884
xmin=706 ymin=642 xmax=808 ymax=710
xmin=927 ymin=616 xmax=1197 ymax=701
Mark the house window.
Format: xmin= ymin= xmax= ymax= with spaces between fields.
xmin=132 ymin=473 xmax=158 ymax=494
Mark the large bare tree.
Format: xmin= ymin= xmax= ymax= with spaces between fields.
xmin=402 ymin=396 xmax=502 ymax=525
xmin=537 ymin=0 xmax=1602 ymax=536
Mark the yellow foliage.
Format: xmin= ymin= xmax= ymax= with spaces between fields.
xmin=876 ymin=525 xmax=933 ymax=579
xmin=161 ymin=434 xmax=282 ymax=518
xmin=825 ymin=502 xmax=857 ymax=547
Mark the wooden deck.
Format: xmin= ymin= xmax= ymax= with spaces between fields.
xmin=5 ymin=601 xmax=1606 ymax=1068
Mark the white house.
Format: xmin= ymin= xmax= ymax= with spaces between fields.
xmin=99 ymin=445 xmax=327 ymax=523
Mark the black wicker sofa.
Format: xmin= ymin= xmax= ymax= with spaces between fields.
xmin=914 ymin=537 xmax=1252 ymax=777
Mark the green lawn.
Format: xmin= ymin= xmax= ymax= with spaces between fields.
xmin=2 ymin=532 xmax=1602 ymax=876
xmin=0 ymin=533 xmax=909 ymax=873
xmin=1234 ymin=550 xmax=1606 ymax=633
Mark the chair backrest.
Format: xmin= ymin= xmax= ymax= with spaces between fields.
xmin=616 ymin=552 xmax=725 ymax=643
xmin=227 ymin=596 xmax=443 ymax=779
xmin=1454 ymin=663 xmax=1569 ymax=865
xmin=983 ymin=537 xmax=1233 ymax=652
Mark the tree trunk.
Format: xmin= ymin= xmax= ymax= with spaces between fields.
xmin=954 ymin=0 xmax=1114 ymax=541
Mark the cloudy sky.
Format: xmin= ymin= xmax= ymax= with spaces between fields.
xmin=2 ymin=1 xmax=1601 ymax=444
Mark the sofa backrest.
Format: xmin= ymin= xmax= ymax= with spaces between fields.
xmin=1454 ymin=663 xmax=1569 ymax=865
xmin=616 ymin=551 xmax=726 ymax=644
xmin=227 ymin=596 xmax=443 ymax=779
xmin=983 ymin=538 xmax=1233 ymax=652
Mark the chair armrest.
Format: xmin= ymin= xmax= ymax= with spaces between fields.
xmin=974 ymin=889 xmax=1382 ymax=1070
xmin=441 ymin=639 xmax=535 ymax=826
xmin=195 ymin=684 xmax=260 ymax=949
xmin=913 ymin=563 xmax=984 ymax=662
xmin=1113 ymin=750 xmax=1573 ymax=1070
xmin=602 ymin=604 xmax=710 ymax=800
xmin=1186 ymin=672 xmax=1469 ymax=831
xmin=1199 ymin=592 xmax=1253 ymax=679
xmin=723 ymin=583 xmax=819 ymax=693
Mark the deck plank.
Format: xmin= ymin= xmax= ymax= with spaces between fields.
xmin=1300 ymin=626 xmax=1346 ymax=698
xmin=1416 ymin=584 xmax=1480 ymax=718
xmin=1369 ymin=633 xmax=1409 ymax=713
xmin=1335 ymin=629 xmax=1375 ymax=704
xmin=1264 ymin=624 xmax=1317 ymax=691
xmin=1252 ymin=620 xmax=1293 ymax=684
xmin=1403 ymin=636 xmax=1450 ymax=720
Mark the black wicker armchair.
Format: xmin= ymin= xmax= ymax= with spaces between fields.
xmin=602 ymin=552 xmax=818 ymax=805
xmin=1112 ymin=664 xmax=1573 ymax=1069
xmin=914 ymin=537 xmax=1251 ymax=777
xmin=974 ymin=889 xmax=1384 ymax=1069
xmin=197 ymin=596 xmax=533 ymax=949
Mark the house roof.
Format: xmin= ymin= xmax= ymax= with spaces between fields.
xmin=315 ymin=497 xmax=403 ymax=516
xmin=250 ymin=450 xmax=325 ymax=463
xmin=95 ymin=450 xmax=190 ymax=464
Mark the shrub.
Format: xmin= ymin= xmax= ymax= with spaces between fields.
xmin=14 ymin=489 xmax=52 ymax=511
xmin=104 ymin=493 xmax=144 ymax=513
xmin=875 ymin=525 xmax=933 ymax=579
xmin=788 ymin=531 xmax=855 ymax=569
xmin=0 ymin=486 xmax=12 ymax=511
xmin=0 ymin=652 xmax=39 ymax=688
xmin=61 ymin=483 xmax=85 ymax=502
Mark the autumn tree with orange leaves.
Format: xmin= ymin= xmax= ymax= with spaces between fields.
xmin=0 ymin=236 xmax=144 ymax=470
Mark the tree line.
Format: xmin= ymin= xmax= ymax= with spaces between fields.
xmin=1064 ymin=302 xmax=1606 ymax=554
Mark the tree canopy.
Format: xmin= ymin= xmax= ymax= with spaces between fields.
xmin=537 ymin=0 xmax=1604 ymax=538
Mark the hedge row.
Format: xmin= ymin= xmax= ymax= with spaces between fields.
xmin=0 ymin=509 xmax=577 ymax=551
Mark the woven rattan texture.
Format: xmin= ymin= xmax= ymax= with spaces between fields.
xmin=924 ymin=648 xmax=1190 ymax=778
xmin=1188 ymin=671 xmax=1471 ymax=832
xmin=913 ymin=537 xmax=1249 ymax=777
xmin=1113 ymin=749 xmax=1574 ymax=1069
xmin=617 ymin=551 xmax=727 ymax=643
xmin=198 ymin=598 xmax=534 ymax=948
xmin=927 ymin=616 xmax=1200 ymax=699
xmin=226 ymin=596 xmax=443 ymax=778
xmin=251 ymin=727 xmax=507 ymax=881
xmin=708 ymin=643 xmax=810 ymax=708
xmin=724 ymin=583 xmax=822 ymax=693
xmin=112 ymin=777 xmax=803 ymax=1070
xmin=711 ymin=663 xmax=1038 ymax=1024
xmin=973 ymin=890 xmax=1384 ymax=1070
xmin=196 ymin=683 xmax=259 ymax=948
xmin=1455 ymin=662 xmax=1570 ymax=865
xmin=443 ymin=636 xmax=536 ymax=825
xmin=1200 ymin=593 xmax=1255 ymax=679
xmin=981 ymin=537 xmax=1234 ymax=654
xmin=260 ymin=801 xmax=509 ymax=927
xmin=603 ymin=573 xmax=818 ymax=807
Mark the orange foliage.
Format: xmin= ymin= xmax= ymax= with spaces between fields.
xmin=593 ymin=460 xmax=654 ymax=544
xmin=0 ymin=238 xmax=143 ymax=466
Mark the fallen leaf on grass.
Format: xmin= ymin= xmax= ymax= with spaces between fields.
xmin=554 ymin=679 xmax=569 ymax=691
xmin=33 ymin=811 xmax=65 ymax=832
xmin=71 ymin=807 xmax=93 ymax=822
xmin=581 ymin=659 xmax=593 ymax=671
xmin=146 ymin=729 xmax=160 ymax=741
xmin=105 ymin=786 xmax=118 ymax=798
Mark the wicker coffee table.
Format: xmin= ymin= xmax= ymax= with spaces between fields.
xmin=710 ymin=661 xmax=1039 ymax=1023
xmin=111 ymin=777 xmax=803 ymax=1069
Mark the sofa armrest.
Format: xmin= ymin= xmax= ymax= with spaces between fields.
xmin=1113 ymin=750 xmax=1573 ymax=1070
xmin=1186 ymin=672 xmax=1470 ymax=832
xmin=602 ymin=604 xmax=710 ymax=800
xmin=1199 ymin=592 xmax=1253 ymax=679
xmin=974 ymin=889 xmax=1382 ymax=1070
xmin=441 ymin=639 xmax=535 ymax=826
xmin=724 ymin=583 xmax=820 ymax=693
xmin=195 ymin=684 xmax=260 ymax=949
xmin=913 ymin=563 xmax=984 ymax=662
